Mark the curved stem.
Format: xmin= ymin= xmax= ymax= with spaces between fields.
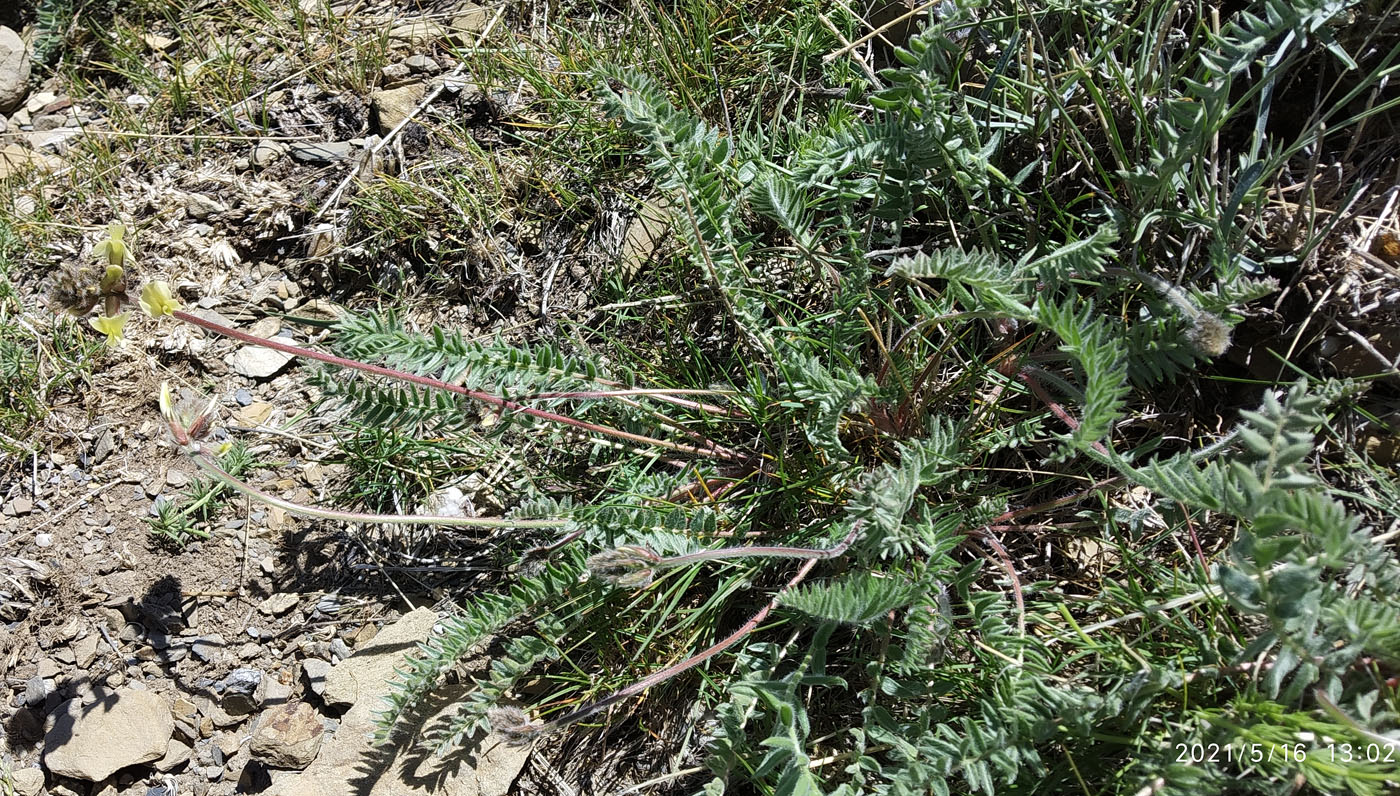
xmin=657 ymin=522 xmax=861 ymax=568
xmin=173 ymin=310 xmax=745 ymax=462
xmin=189 ymin=452 xmax=567 ymax=530
xmin=541 ymin=521 xmax=863 ymax=734
xmin=536 ymin=556 xmax=820 ymax=734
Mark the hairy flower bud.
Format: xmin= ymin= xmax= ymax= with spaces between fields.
xmin=586 ymin=546 xmax=661 ymax=589
xmin=1186 ymin=313 xmax=1232 ymax=358
xmin=488 ymin=706 xmax=544 ymax=745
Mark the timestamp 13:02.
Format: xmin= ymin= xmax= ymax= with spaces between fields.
xmin=1174 ymin=742 xmax=1400 ymax=765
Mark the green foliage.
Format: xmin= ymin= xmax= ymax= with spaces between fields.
xmin=781 ymin=573 xmax=920 ymax=626
xmin=147 ymin=441 xmax=256 ymax=548
xmin=372 ymin=549 xmax=585 ymax=746
xmin=264 ymin=0 xmax=1400 ymax=793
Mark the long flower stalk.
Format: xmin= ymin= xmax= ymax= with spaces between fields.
xmin=189 ymin=450 xmax=567 ymax=530
xmin=587 ymin=521 xmax=862 ymax=588
xmin=491 ymin=521 xmax=864 ymax=739
xmin=523 ymin=556 xmax=821 ymax=737
xmin=171 ymin=309 xmax=746 ymax=462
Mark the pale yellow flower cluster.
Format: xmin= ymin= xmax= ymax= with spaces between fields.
xmin=84 ymin=221 xmax=179 ymax=346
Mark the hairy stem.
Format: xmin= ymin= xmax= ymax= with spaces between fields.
xmin=550 ymin=521 xmax=863 ymax=734
xmin=173 ymin=310 xmax=746 ymax=462
xmin=189 ymin=451 xmax=567 ymax=530
xmin=536 ymin=556 xmax=820 ymax=734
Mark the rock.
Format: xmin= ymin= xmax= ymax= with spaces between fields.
xmin=143 ymin=33 xmax=177 ymax=52
xmin=171 ymin=695 xmax=198 ymax=722
xmin=288 ymin=141 xmax=352 ymax=164
xmin=216 ymin=731 xmax=242 ymax=759
xmin=222 ymin=668 xmax=264 ymax=714
xmin=263 ymin=677 xmax=293 ymax=705
xmin=321 ymin=610 xmax=436 ymax=709
xmin=259 ymin=593 xmax=299 ymax=616
xmin=3 ymin=495 xmax=33 ymax=516
xmin=0 ymin=26 xmax=29 ymax=113
xmin=0 ymin=144 xmax=61 ymax=180
xmin=32 ymin=113 xmax=66 ymax=131
xmin=249 ymin=316 xmax=281 ymax=338
xmin=25 ymin=127 xmax=83 ymax=154
xmin=37 ymin=657 xmax=61 ymax=678
xmin=263 ymin=608 xmax=529 ymax=796
xmin=191 ymin=634 xmax=226 ymax=662
xmin=25 ymin=676 xmax=51 ymax=707
xmin=302 ymin=659 xmax=331 ymax=696
xmin=619 ymin=198 xmax=673 ymax=281
xmin=55 ymin=616 xmax=82 ymax=643
xmin=388 ymin=20 xmax=446 ymax=43
xmin=230 ymin=346 xmax=295 ymax=379
xmin=184 ymin=192 xmax=227 ymax=219
xmin=153 ymin=739 xmax=193 ymax=772
xmin=42 ymin=691 xmax=173 ymax=781
xmin=25 ymin=91 xmax=57 ymax=113
xmin=349 ymin=623 xmax=378 ymax=647
xmin=329 ymin=638 xmax=352 ymax=663
xmin=201 ymin=697 xmax=246 ymax=729
xmin=251 ymin=138 xmax=286 ymax=168
xmin=403 ymin=54 xmax=439 ymax=73
xmin=10 ymin=767 xmax=43 ymax=796
xmin=380 ymin=63 xmax=411 ymax=84
xmin=450 ymin=6 xmax=495 ymax=37
xmin=370 ymin=83 xmax=424 ymax=136
xmin=234 ymin=401 xmax=274 ymax=426
xmin=234 ymin=388 xmax=254 ymax=406
xmin=250 ymin=702 xmax=324 ymax=769
xmin=173 ymin=719 xmax=198 ymax=741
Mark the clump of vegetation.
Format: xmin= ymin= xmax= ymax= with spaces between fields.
xmin=147 ymin=439 xmax=255 ymax=549
xmin=9 ymin=0 xmax=1400 ymax=792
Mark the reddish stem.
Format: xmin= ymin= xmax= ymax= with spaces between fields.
xmin=173 ymin=309 xmax=745 ymax=462
xmin=534 ymin=521 xmax=862 ymax=734
xmin=1017 ymin=368 xmax=1110 ymax=456
xmin=539 ymin=557 xmax=820 ymax=733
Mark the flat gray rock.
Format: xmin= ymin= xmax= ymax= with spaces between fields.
xmin=230 ymin=345 xmax=295 ymax=379
xmin=0 ymin=27 xmax=29 ymax=113
xmin=288 ymin=141 xmax=352 ymax=164
xmin=250 ymin=702 xmax=324 ymax=769
xmin=263 ymin=609 xmax=529 ymax=796
xmin=43 ymin=690 xmax=173 ymax=781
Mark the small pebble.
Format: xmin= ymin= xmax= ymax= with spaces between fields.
xmin=24 ymin=677 xmax=49 ymax=707
xmin=234 ymin=388 xmax=254 ymax=406
xmin=35 ymin=533 xmax=53 ymax=548
xmin=330 ymin=638 xmax=352 ymax=661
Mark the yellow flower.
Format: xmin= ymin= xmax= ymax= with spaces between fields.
xmin=99 ymin=265 xmax=125 ymax=293
xmin=93 ymin=221 xmax=134 ymax=267
xmin=89 ymin=312 xmax=129 ymax=347
xmin=159 ymin=381 xmax=175 ymax=422
xmin=139 ymin=280 xmax=180 ymax=318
